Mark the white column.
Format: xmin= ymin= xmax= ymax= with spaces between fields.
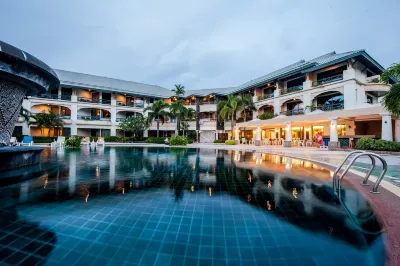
xmin=144 ymin=130 xmax=149 ymax=138
xmin=111 ymin=106 xmax=117 ymax=136
xmin=380 ymin=113 xmax=393 ymax=141
xmin=328 ymin=117 xmax=339 ymax=148
xmin=273 ymin=98 xmax=281 ymax=115
xmin=235 ymin=126 xmax=240 ymax=144
xmin=329 ymin=117 xmax=339 ymax=142
xmin=255 ymin=124 xmax=261 ymax=146
xmin=395 ymin=120 xmax=400 ymax=142
xmin=71 ymin=103 xmax=78 ymax=135
xmin=58 ymin=86 xmax=62 ymax=98
xmin=285 ymin=122 xmax=292 ymax=142
xmin=302 ymin=93 xmax=312 ymax=114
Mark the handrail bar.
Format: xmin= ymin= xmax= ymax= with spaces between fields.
xmin=336 ymin=152 xmax=387 ymax=197
xmin=332 ymin=151 xmax=365 ymax=191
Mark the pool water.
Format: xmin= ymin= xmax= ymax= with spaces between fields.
xmin=0 ymin=147 xmax=385 ymax=266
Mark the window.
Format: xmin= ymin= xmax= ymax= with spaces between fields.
xmin=338 ymin=125 xmax=346 ymax=136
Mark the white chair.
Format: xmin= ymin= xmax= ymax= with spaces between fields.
xmin=56 ymin=136 xmax=65 ymax=147
xmin=10 ymin=137 xmax=19 ymax=146
xmin=241 ymin=138 xmax=247 ymax=144
xmin=81 ymin=137 xmax=90 ymax=146
xmin=96 ymin=137 xmax=105 ymax=146
xmin=298 ymin=140 xmax=305 ymax=147
xmin=306 ymin=140 xmax=313 ymax=147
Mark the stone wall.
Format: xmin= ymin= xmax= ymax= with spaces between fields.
xmin=200 ymin=131 xmax=215 ymax=143
xmin=0 ymin=80 xmax=27 ymax=146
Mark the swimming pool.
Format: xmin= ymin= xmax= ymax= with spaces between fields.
xmin=0 ymin=147 xmax=385 ymax=266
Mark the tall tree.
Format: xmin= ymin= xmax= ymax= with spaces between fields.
xmin=170 ymin=99 xmax=185 ymax=136
xmin=173 ymin=84 xmax=185 ymax=97
xmin=180 ymin=107 xmax=196 ymax=137
xmin=381 ymin=63 xmax=400 ymax=116
xmin=144 ymin=100 xmax=170 ymax=137
xmin=217 ymin=94 xmax=244 ymax=139
xmin=119 ymin=115 xmax=151 ymax=137
xmin=241 ymin=94 xmax=257 ymax=122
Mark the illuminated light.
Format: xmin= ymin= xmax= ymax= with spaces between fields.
xmin=122 ymin=188 xmax=125 ymax=194
xmin=191 ymin=185 xmax=195 ymax=192
xmin=330 ymin=171 xmax=334 ymax=178
xmin=85 ymin=189 xmax=90 ymax=202
xmin=267 ymin=180 xmax=272 ymax=188
xmin=124 ymin=94 xmax=126 ymax=96
xmin=267 ymin=201 xmax=271 ymax=210
xmin=247 ymin=194 xmax=252 ymax=202
xmin=209 ymin=187 xmax=212 ymax=196
xmin=248 ymin=173 xmax=252 ymax=183
xmin=89 ymin=89 xmax=91 ymax=91
xmin=267 ymin=83 xmax=270 ymax=86
xmin=96 ymin=165 xmax=100 ymax=178
xmin=130 ymin=181 xmax=133 ymax=188
xmin=292 ymin=188 xmax=298 ymax=199
xmin=43 ymin=176 xmax=48 ymax=188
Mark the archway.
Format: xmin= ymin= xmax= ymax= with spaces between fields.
xmin=312 ymin=91 xmax=344 ymax=111
xmin=280 ymin=99 xmax=304 ymax=116
xmin=258 ymin=104 xmax=274 ymax=116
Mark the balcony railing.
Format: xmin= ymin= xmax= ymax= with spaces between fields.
xmin=36 ymin=94 xmax=72 ymax=101
xmin=280 ymin=85 xmax=303 ymax=95
xmin=201 ymin=101 xmax=216 ymax=105
xmin=77 ymin=115 xmax=111 ymax=121
xmin=258 ymin=93 xmax=274 ymax=101
xmin=309 ymin=103 xmax=344 ymax=112
xmin=312 ymin=74 xmax=343 ymax=86
xmin=78 ymin=97 xmax=112 ymax=104
xmin=280 ymin=108 xmax=304 ymax=116
xmin=184 ymin=102 xmax=196 ymax=106
xmin=59 ymin=115 xmax=71 ymax=119
xmin=116 ymin=101 xmax=144 ymax=107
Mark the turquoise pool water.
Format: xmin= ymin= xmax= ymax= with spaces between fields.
xmin=0 ymin=147 xmax=385 ymax=266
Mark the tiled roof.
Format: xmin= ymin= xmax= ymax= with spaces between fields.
xmin=55 ymin=49 xmax=385 ymax=98
xmin=55 ymin=69 xmax=173 ymax=98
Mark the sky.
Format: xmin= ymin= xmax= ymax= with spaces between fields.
xmin=1 ymin=0 xmax=399 ymax=90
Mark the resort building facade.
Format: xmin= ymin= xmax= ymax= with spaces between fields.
xmin=14 ymin=50 xmax=399 ymax=146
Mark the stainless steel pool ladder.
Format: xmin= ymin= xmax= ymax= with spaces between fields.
xmin=332 ymin=150 xmax=388 ymax=195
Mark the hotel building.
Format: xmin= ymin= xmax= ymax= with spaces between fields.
xmin=14 ymin=50 xmax=399 ymax=147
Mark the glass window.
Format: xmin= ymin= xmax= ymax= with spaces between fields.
xmin=338 ymin=125 xmax=346 ymax=136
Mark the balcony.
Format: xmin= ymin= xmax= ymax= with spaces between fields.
xmin=258 ymin=93 xmax=274 ymax=101
xmin=309 ymin=103 xmax=344 ymax=112
xmin=35 ymin=94 xmax=72 ymax=101
xmin=117 ymin=101 xmax=144 ymax=107
xmin=312 ymin=74 xmax=343 ymax=87
xmin=280 ymin=108 xmax=304 ymax=116
xmin=77 ymin=115 xmax=111 ymax=121
xmin=280 ymin=85 xmax=303 ymax=95
xmin=78 ymin=97 xmax=112 ymax=105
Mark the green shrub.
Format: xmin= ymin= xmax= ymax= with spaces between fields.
xmin=214 ymin=140 xmax=225 ymax=143
xmin=146 ymin=137 xmax=165 ymax=144
xmin=32 ymin=136 xmax=57 ymax=143
xmin=356 ymin=138 xmax=400 ymax=151
xmin=104 ymin=136 xmax=121 ymax=142
xmin=65 ymin=136 xmax=82 ymax=148
xmin=169 ymin=136 xmax=188 ymax=146
xmin=225 ymin=140 xmax=236 ymax=145
xmin=356 ymin=138 xmax=375 ymax=150
xmin=259 ymin=112 xmax=275 ymax=120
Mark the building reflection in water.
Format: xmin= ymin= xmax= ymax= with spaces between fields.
xmin=2 ymin=147 xmax=384 ymax=255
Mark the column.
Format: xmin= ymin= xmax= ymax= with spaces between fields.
xmin=58 ymin=86 xmax=62 ymax=98
xmin=144 ymin=130 xmax=149 ymax=138
xmin=284 ymin=122 xmax=292 ymax=147
xmin=302 ymin=93 xmax=312 ymax=114
xmin=380 ymin=113 xmax=393 ymax=141
xmin=255 ymin=124 xmax=261 ymax=146
xmin=273 ymin=99 xmax=281 ymax=115
xmin=395 ymin=120 xmax=400 ymax=142
xmin=111 ymin=106 xmax=117 ymax=136
xmin=235 ymin=126 xmax=240 ymax=144
xmin=71 ymin=103 xmax=78 ymax=136
xmin=328 ymin=117 xmax=340 ymax=148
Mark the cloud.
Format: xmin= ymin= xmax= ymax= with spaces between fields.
xmin=0 ymin=0 xmax=398 ymax=90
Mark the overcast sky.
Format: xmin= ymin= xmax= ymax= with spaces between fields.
xmin=1 ymin=0 xmax=399 ymax=90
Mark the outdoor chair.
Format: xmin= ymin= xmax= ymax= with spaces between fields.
xmin=56 ymin=136 xmax=65 ymax=147
xmin=10 ymin=137 xmax=19 ymax=146
xmin=305 ymin=140 xmax=313 ymax=147
xmin=96 ymin=137 xmax=105 ymax=146
xmin=298 ymin=140 xmax=305 ymax=147
xmin=241 ymin=138 xmax=247 ymax=144
xmin=21 ymin=136 xmax=33 ymax=146
xmin=81 ymin=137 xmax=90 ymax=146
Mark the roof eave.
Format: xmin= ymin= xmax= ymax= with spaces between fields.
xmin=232 ymin=62 xmax=317 ymax=94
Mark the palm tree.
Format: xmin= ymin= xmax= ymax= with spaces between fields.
xmin=180 ymin=107 xmax=196 ymax=137
xmin=144 ymin=100 xmax=170 ymax=137
xmin=173 ymin=84 xmax=185 ymax=97
xmin=241 ymin=94 xmax=257 ymax=122
xmin=29 ymin=110 xmax=64 ymax=136
xmin=381 ymin=63 xmax=400 ymax=116
xmin=217 ymin=94 xmax=244 ymax=138
xmin=170 ymin=99 xmax=185 ymax=136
